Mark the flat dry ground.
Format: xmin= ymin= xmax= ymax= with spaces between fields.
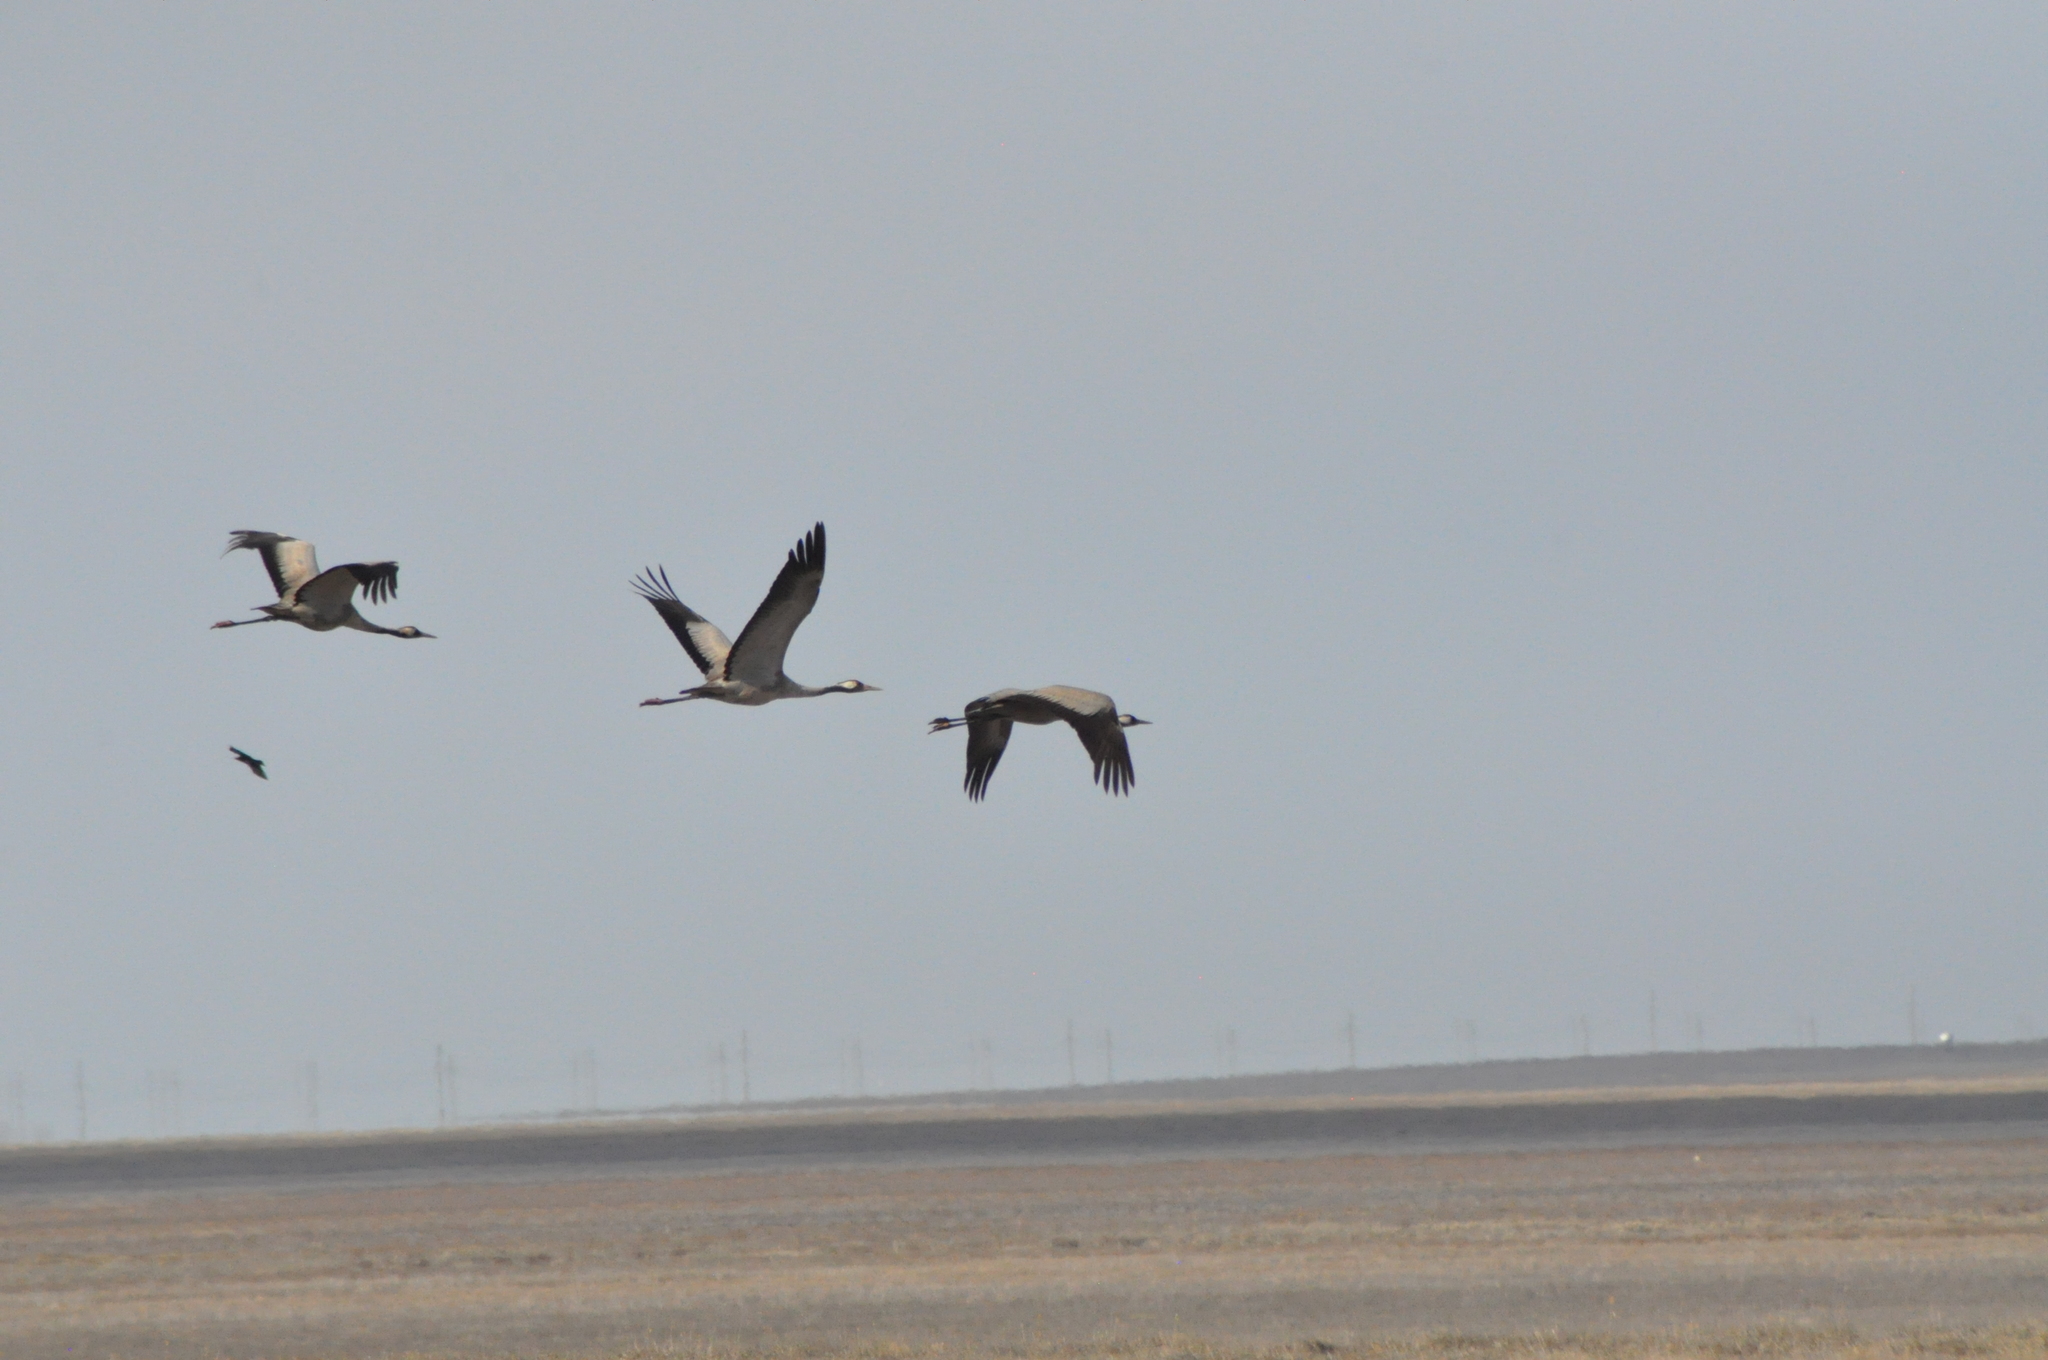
xmin=5 ymin=1131 xmax=2048 ymax=1360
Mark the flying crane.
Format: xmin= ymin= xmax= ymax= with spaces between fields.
xmin=212 ymin=531 xmax=434 ymax=638
xmin=929 ymin=686 xmax=1149 ymax=800
xmin=635 ymin=522 xmax=879 ymax=707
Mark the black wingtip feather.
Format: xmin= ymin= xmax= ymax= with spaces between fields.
xmin=789 ymin=522 xmax=825 ymax=572
xmin=630 ymin=566 xmax=672 ymax=604
xmin=343 ymin=561 xmax=400 ymax=606
xmin=1092 ymin=755 xmax=1134 ymax=797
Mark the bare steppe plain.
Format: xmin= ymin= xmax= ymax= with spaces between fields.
xmin=5 ymin=1047 xmax=2048 ymax=1360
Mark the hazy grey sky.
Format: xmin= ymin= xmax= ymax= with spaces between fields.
xmin=4 ymin=4 xmax=2045 ymax=1137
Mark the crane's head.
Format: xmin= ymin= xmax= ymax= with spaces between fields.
xmin=393 ymin=626 xmax=436 ymax=639
xmin=1119 ymin=714 xmax=1151 ymax=728
xmin=833 ymin=679 xmax=881 ymax=694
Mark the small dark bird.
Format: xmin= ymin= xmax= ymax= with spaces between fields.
xmin=229 ymin=747 xmax=268 ymax=780
xmin=929 ymin=686 xmax=1150 ymax=800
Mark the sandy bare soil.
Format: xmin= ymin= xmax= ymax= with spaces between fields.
xmin=4 ymin=1119 xmax=2046 ymax=1359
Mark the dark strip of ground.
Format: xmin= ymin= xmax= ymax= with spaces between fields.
xmin=6 ymin=1080 xmax=2048 ymax=1198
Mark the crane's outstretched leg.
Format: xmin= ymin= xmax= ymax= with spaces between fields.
xmin=212 ymin=616 xmax=285 ymax=629
xmin=640 ymin=692 xmax=706 ymax=707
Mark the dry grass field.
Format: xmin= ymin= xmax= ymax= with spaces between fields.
xmin=4 ymin=1115 xmax=2047 ymax=1360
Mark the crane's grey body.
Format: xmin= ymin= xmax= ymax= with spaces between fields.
xmin=635 ymin=522 xmax=879 ymax=707
xmin=929 ymin=686 xmax=1150 ymax=800
xmin=212 ymin=531 xmax=434 ymax=638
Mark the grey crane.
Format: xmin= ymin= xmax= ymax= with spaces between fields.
xmin=635 ymin=522 xmax=880 ymax=707
xmin=228 ymin=747 xmax=268 ymax=780
xmin=928 ymin=687 xmax=1150 ymax=800
xmin=212 ymin=531 xmax=434 ymax=637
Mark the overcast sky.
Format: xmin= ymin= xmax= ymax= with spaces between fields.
xmin=4 ymin=4 xmax=2045 ymax=1138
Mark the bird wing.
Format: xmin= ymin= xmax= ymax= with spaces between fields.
xmin=962 ymin=709 xmax=1015 ymax=802
xmin=632 ymin=567 xmax=732 ymax=679
xmin=295 ymin=562 xmax=396 ymax=622
xmin=1070 ymin=712 xmax=1137 ymax=795
xmin=228 ymin=747 xmax=267 ymax=778
xmin=227 ymin=531 xmax=319 ymax=600
xmin=724 ymin=522 xmax=826 ymax=688
xmin=1025 ymin=686 xmax=1118 ymax=720
xmin=343 ymin=561 xmax=399 ymax=605
xmin=1015 ymin=688 xmax=1134 ymax=796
